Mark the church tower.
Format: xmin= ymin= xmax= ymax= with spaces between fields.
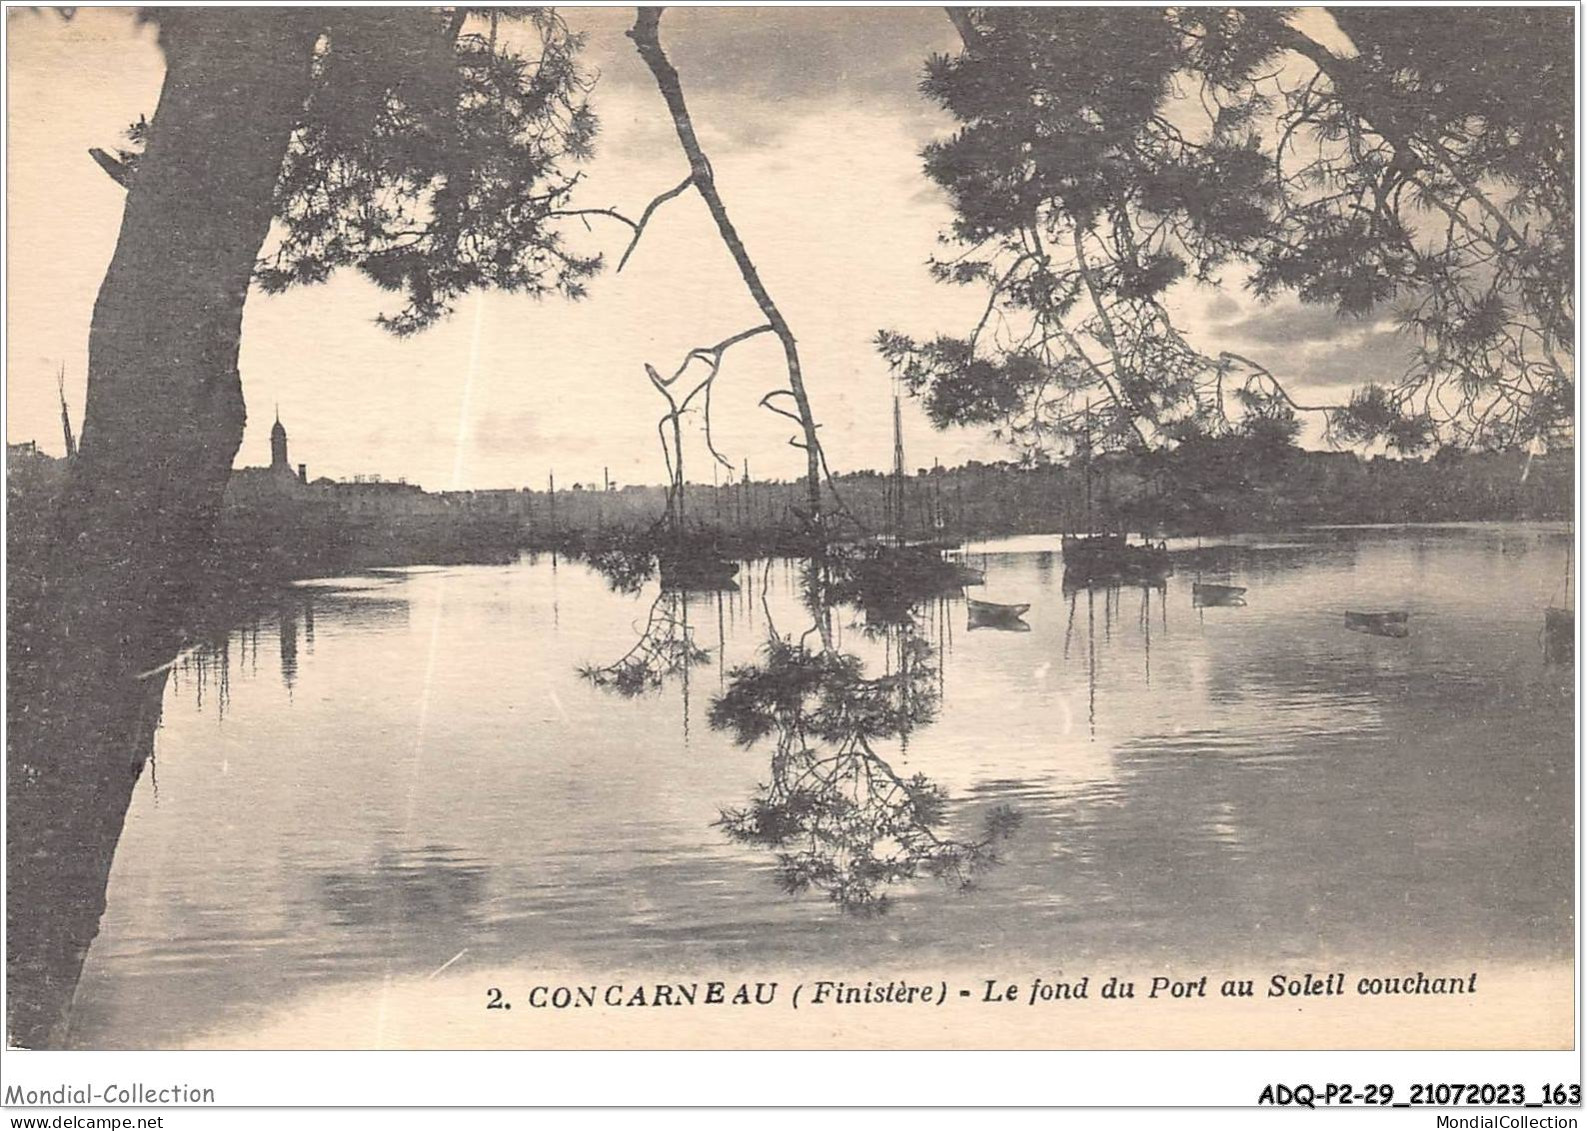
xmin=270 ymin=406 xmax=290 ymax=473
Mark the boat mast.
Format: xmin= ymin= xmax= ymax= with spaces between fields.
xmin=891 ymin=382 xmax=906 ymax=544
xmin=1083 ymin=400 xmax=1094 ymax=535
xmin=932 ymin=457 xmax=944 ymax=535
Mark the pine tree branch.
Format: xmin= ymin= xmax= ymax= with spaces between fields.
xmin=1269 ymin=21 xmax=1531 ymax=256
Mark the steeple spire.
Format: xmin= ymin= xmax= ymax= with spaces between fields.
xmin=269 ymin=406 xmax=289 ymax=471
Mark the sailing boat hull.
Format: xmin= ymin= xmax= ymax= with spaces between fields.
xmin=1063 ymin=536 xmax=1171 ymax=583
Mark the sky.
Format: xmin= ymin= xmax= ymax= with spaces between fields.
xmin=5 ymin=6 xmax=1414 ymax=491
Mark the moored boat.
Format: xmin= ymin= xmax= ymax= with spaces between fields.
xmin=967 ymin=597 xmax=1031 ymax=630
xmin=1060 ymin=404 xmax=1171 ymax=585
xmin=1063 ymin=534 xmax=1171 ymax=583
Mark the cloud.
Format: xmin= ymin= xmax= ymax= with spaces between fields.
xmin=1188 ymin=286 xmax=1417 ymax=392
xmin=577 ymin=7 xmax=958 ymax=103
xmin=569 ymin=7 xmax=960 ymax=152
xmin=1285 ymin=329 xmax=1416 ymax=388
xmin=1203 ymin=293 xmax=1243 ymax=323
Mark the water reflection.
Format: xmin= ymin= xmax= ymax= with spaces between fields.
xmin=579 ymin=590 xmax=710 ymax=696
xmin=582 ymin=547 xmax=1021 ymax=912
xmin=170 ymin=636 xmax=232 ymax=719
xmin=819 ymin=544 xmax=975 ymax=628
xmin=1059 ymin=578 xmax=1170 ymax=730
xmin=315 ymin=846 xmax=490 ymax=936
xmin=966 ymin=602 xmax=1031 ymax=632
xmin=710 ymin=634 xmax=1018 ymax=913
xmin=1344 ymin=610 xmax=1412 ymax=638
xmin=279 ymin=605 xmax=299 ymax=691
xmin=62 ymin=525 xmax=1575 ymax=1048
xmin=581 ymin=544 xmax=658 ymax=595
xmin=171 ymin=586 xmax=411 ymax=716
xmin=1192 ymin=582 xmax=1248 ymax=608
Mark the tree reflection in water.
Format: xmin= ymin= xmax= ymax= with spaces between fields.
xmin=710 ymin=633 xmax=1018 ymax=914
xmin=579 ymin=548 xmax=1020 ymax=913
xmin=582 ymin=545 xmax=659 ymax=595
xmin=578 ymin=590 xmax=711 ymax=696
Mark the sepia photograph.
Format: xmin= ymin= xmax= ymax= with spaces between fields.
xmin=3 ymin=0 xmax=1577 ymax=1076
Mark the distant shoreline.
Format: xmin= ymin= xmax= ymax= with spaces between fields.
xmin=8 ymin=443 xmax=1571 ymax=591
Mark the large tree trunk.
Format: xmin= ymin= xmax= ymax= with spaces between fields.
xmin=7 ymin=11 xmax=319 ymax=1048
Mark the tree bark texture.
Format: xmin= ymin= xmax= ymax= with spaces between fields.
xmin=7 ymin=10 xmax=319 ymax=1048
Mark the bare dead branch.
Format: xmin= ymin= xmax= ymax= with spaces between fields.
xmin=617 ymin=175 xmax=693 ymax=271
xmin=89 ymin=147 xmax=133 ymax=189
xmin=630 ymin=7 xmax=827 ymax=523
xmin=1216 ymin=352 xmax=1347 ymax=415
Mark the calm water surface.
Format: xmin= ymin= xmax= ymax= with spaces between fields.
xmin=69 ymin=524 xmax=1574 ymax=1047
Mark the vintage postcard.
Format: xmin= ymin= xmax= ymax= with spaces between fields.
xmin=3 ymin=0 xmax=1576 ymax=1086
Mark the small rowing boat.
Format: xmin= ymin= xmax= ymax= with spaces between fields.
xmin=967 ymin=597 xmax=1031 ymax=631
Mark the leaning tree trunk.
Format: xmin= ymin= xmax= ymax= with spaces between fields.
xmin=629 ymin=8 xmax=827 ymax=531
xmin=6 ymin=11 xmax=319 ymax=1049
